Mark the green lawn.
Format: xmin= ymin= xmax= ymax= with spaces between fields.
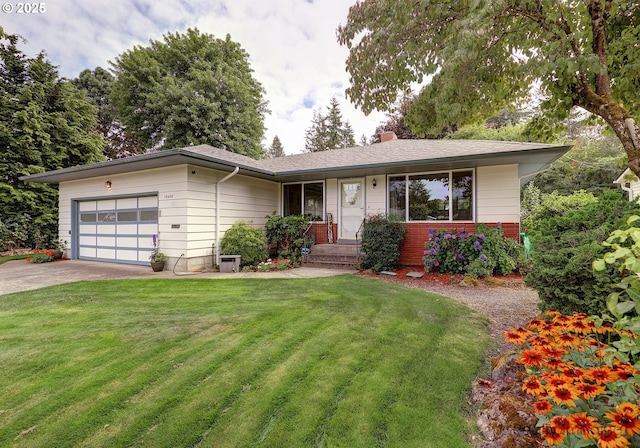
xmin=0 ymin=275 xmax=490 ymax=447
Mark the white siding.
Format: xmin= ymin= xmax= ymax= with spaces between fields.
xmin=59 ymin=165 xmax=279 ymax=270
xmin=476 ymin=164 xmax=520 ymax=222
xmin=325 ymin=178 xmax=338 ymax=220
xmin=365 ymin=175 xmax=386 ymax=215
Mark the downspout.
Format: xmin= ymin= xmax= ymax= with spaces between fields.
xmin=215 ymin=166 xmax=240 ymax=266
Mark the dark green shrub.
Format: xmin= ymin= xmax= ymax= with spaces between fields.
xmin=220 ymin=221 xmax=267 ymax=268
xmin=360 ymin=214 xmax=406 ymax=272
xmin=525 ymin=191 xmax=640 ymax=315
xmin=264 ymin=212 xmax=310 ymax=262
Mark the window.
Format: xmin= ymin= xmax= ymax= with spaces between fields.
xmin=283 ymin=182 xmax=324 ymax=221
xmin=388 ymin=170 xmax=473 ymax=221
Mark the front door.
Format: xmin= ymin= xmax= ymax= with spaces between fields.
xmin=339 ymin=179 xmax=364 ymax=240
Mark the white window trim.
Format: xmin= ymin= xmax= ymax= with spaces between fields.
xmin=387 ymin=168 xmax=475 ymax=222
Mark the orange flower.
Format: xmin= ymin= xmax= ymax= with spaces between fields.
xmin=518 ymin=349 xmax=545 ymax=368
xmin=550 ymin=384 xmax=579 ymax=407
xmin=542 ymin=372 xmax=570 ymax=388
xmin=522 ymin=376 xmax=545 ymax=396
xmin=532 ymin=400 xmax=553 ymax=414
xmin=503 ymin=327 xmax=532 ymax=344
xmin=561 ymin=365 xmax=584 ymax=379
xmin=595 ymin=426 xmax=630 ymax=448
xmin=544 ymin=357 xmax=565 ymax=369
xmin=574 ymin=381 xmax=606 ymax=400
xmin=541 ymin=424 xmax=565 ymax=445
xmin=569 ymin=412 xmax=601 ymax=439
xmin=550 ymin=415 xmax=572 ymax=434
xmin=616 ymin=402 xmax=640 ymax=418
xmin=605 ymin=404 xmax=640 ymax=436
xmin=584 ymin=367 xmax=615 ymax=384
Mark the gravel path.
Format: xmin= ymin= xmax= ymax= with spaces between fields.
xmin=372 ymin=276 xmax=540 ymax=350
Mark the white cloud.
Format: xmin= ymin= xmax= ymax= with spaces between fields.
xmin=4 ymin=0 xmax=388 ymax=154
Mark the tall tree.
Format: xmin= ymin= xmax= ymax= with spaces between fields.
xmin=268 ymin=135 xmax=285 ymax=158
xmin=338 ymin=1 xmax=640 ymax=176
xmin=0 ymin=28 xmax=105 ymax=245
xmin=72 ymin=67 xmax=139 ymax=159
xmin=304 ymin=97 xmax=356 ymax=152
xmin=111 ymin=28 xmax=269 ymax=159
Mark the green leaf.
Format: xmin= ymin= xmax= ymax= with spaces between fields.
xmin=593 ymin=258 xmax=606 ymax=271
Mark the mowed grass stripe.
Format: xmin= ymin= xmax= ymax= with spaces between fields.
xmin=0 ymin=275 xmax=489 ymax=447
xmin=2 ymin=292 xmax=324 ymax=446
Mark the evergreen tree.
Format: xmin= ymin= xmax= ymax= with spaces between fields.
xmin=0 ymin=28 xmax=105 ymax=246
xmin=73 ymin=67 xmax=139 ymax=159
xmin=111 ymin=28 xmax=268 ymax=159
xmin=268 ymin=135 xmax=285 ymax=157
xmin=304 ymin=97 xmax=356 ymax=152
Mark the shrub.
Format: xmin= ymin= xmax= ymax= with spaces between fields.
xmin=525 ymin=191 xmax=640 ymax=315
xmin=27 ymin=250 xmax=54 ymax=263
xmin=264 ymin=212 xmax=310 ymax=262
xmin=359 ymin=214 xmax=406 ymax=272
xmin=422 ymin=224 xmax=524 ymax=277
xmin=220 ymin=221 xmax=267 ymax=268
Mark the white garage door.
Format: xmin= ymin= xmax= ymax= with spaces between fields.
xmin=78 ymin=196 xmax=158 ymax=264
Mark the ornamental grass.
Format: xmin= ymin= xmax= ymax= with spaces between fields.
xmin=505 ymin=311 xmax=640 ymax=447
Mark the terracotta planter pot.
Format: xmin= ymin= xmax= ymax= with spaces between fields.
xmin=150 ymin=261 xmax=165 ymax=272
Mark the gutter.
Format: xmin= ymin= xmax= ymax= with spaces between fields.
xmin=215 ymin=166 xmax=240 ymax=266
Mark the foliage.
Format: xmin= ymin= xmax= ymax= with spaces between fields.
xmin=0 ymin=28 xmax=105 ymax=247
xmin=220 ymin=221 xmax=267 ymax=267
xmin=505 ymin=311 xmax=640 ymax=448
xmin=0 ymin=213 xmax=45 ymax=252
xmin=72 ymin=67 xmax=140 ymax=159
xmin=337 ymin=1 xmax=640 ymax=176
xmin=243 ymin=257 xmax=295 ymax=272
xmin=593 ymin=215 xmax=640 ymax=362
xmin=304 ymin=97 xmax=356 ymax=152
xmin=0 ymin=276 xmax=489 ymax=446
xmin=525 ymin=191 xmax=640 ymax=315
xmin=264 ymin=212 xmax=310 ymax=262
xmin=111 ymin=28 xmax=268 ymax=158
xmin=423 ymin=225 xmax=525 ymax=277
xmin=27 ymin=250 xmax=54 ymax=263
xmin=529 ymin=136 xmax=626 ymax=197
xmin=359 ymin=214 xmax=406 ymax=272
xmin=267 ymin=135 xmax=285 ymax=158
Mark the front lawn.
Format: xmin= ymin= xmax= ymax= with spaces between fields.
xmin=0 ymin=275 xmax=489 ymax=447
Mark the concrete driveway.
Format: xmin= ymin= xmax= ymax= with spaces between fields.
xmin=0 ymin=259 xmax=354 ymax=296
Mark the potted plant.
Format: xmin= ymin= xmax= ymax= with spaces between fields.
xmin=149 ymin=235 xmax=166 ymax=272
xmin=53 ymin=239 xmax=67 ymax=259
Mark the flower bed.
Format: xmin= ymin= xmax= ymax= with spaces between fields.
xmin=26 ymin=250 xmax=55 ymax=263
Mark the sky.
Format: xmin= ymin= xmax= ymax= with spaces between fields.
xmin=3 ymin=0 xmax=391 ymax=154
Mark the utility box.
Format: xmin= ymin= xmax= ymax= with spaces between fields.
xmin=219 ymin=255 xmax=241 ymax=273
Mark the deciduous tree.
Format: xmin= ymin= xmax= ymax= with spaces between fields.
xmin=338 ymin=1 xmax=640 ymax=175
xmin=111 ymin=28 xmax=268 ymax=159
xmin=73 ymin=67 xmax=139 ymax=159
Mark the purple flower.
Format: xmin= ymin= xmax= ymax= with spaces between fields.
xmin=480 ymin=254 xmax=487 ymax=261
xmin=457 ymin=253 xmax=464 ymax=259
xmin=478 ymin=234 xmax=486 ymax=241
xmin=444 ymin=234 xmax=451 ymax=239
xmin=459 ymin=227 xmax=466 ymax=233
xmin=428 ymin=227 xmax=434 ymax=233
xmin=474 ymin=241 xmax=483 ymax=251
xmin=152 ymin=234 xmax=157 ymax=247
xmin=460 ymin=233 xmax=466 ymax=239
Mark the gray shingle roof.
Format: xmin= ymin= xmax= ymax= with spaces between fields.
xmin=22 ymin=139 xmax=571 ymax=184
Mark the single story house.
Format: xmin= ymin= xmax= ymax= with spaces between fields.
xmin=614 ymin=168 xmax=640 ymax=201
xmin=22 ymin=132 xmax=570 ymax=270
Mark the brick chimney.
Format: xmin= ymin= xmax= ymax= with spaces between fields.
xmin=380 ymin=131 xmax=398 ymax=143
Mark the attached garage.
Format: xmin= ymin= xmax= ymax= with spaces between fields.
xmin=76 ymin=195 xmax=158 ymax=264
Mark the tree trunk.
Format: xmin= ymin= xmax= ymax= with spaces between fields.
xmin=576 ymin=94 xmax=640 ymax=177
